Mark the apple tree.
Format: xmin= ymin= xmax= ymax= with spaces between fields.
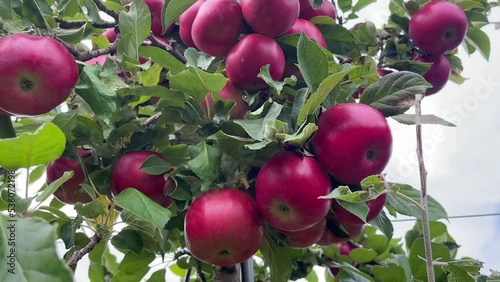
xmin=0 ymin=0 xmax=499 ymax=281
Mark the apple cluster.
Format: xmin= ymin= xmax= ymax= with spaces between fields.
xmin=407 ymin=1 xmax=468 ymax=95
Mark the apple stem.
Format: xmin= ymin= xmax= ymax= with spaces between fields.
xmin=414 ymin=94 xmax=435 ymax=282
xmin=214 ymin=265 xmax=241 ymax=282
xmin=66 ymin=234 xmax=101 ymax=271
xmin=0 ymin=114 xmax=16 ymax=139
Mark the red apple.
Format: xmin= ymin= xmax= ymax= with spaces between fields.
xmin=328 ymin=242 xmax=357 ymax=276
xmin=111 ymin=151 xmax=173 ymax=208
xmin=184 ymin=188 xmax=264 ymax=266
xmin=414 ymin=55 xmax=451 ymax=95
xmin=283 ymin=64 xmax=304 ymax=81
xmin=102 ymin=28 xmax=117 ymax=43
xmin=0 ymin=34 xmax=79 ymax=116
xmin=316 ymin=222 xmax=364 ymax=246
xmin=143 ymin=0 xmax=173 ymax=36
xmin=332 ymin=193 xmax=387 ymax=225
xmin=284 ymin=19 xmax=327 ymax=48
xmin=179 ymin=0 xmax=206 ymax=48
xmin=280 ymin=218 xmax=326 ymax=248
xmin=241 ymin=0 xmax=299 ymax=37
xmin=191 ymin=0 xmax=243 ymax=57
xmin=409 ymin=1 xmax=467 ymax=55
xmin=225 ymin=33 xmax=285 ymax=91
xmin=299 ymin=0 xmax=337 ymax=21
xmin=202 ymin=81 xmax=249 ymax=119
xmin=46 ymin=147 xmax=93 ymax=205
xmin=311 ymin=103 xmax=392 ymax=185
xmin=255 ymin=151 xmax=332 ymax=232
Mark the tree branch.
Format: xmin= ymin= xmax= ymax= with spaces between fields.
xmin=55 ymin=18 xmax=116 ymax=29
xmin=415 ymin=94 xmax=435 ymax=282
xmin=54 ymin=36 xmax=118 ymax=61
xmin=146 ymin=34 xmax=188 ymax=64
xmin=0 ymin=114 xmax=16 ymax=139
xmin=66 ymin=234 xmax=101 ymax=271
xmin=92 ymin=0 xmax=119 ymax=22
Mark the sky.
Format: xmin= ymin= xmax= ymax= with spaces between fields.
xmin=7 ymin=0 xmax=500 ymax=281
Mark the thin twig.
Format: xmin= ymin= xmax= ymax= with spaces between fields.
xmin=66 ymin=234 xmax=101 ymax=271
xmin=184 ymin=267 xmax=192 ymax=282
xmin=196 ymin=258 xmax=208 ymax=282
xmin=55 ymin=18 xmax=116 ymax=29
xmin=415 ymin=94 xmax=435 ymax=282
xmin=92 ymin=0 xmax=119 ymax=22
xmin=143 ymin=112 xmax=163 ymax=128
xmin=146 ymin=34 xmax=188 ymax=64
xmin=54 ymin=36 xmax=118 ymax=61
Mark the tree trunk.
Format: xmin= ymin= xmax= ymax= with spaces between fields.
xmin=214 ymin=265 xmax=241 ymax=282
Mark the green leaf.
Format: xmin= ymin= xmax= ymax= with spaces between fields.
xmin=373 ymin=263 xmax=407 ymax=282
xmin=297 ymin=32 xmax=329 ymax=93
xmin=118 ymin=0 xmax=151 ymax=60
xmin=111 ymin=229 xmax=144 ymax=255
xmin=234 ymin=103 xmax=284 ymax=141
xmin=162 ymin=0 xmax=196 ymax=34
xmin=110 ymin=251 xmax=155 ymax=282
xmin=409 ymin=238 xmax=451 ymax=281
xmin=352 ymin=0 xmax=377 ymax=12
xmin=359 ymin=71 xmax=431 ymax=117
xmin=147 ymin=269 xmax=167 ymax=282
xmin=297 ymin=66 xmax=357 ymax=125
xmin=258 ymin=65 xmax=287 ymax=95
xmin=336 ymin=263 xmax=375 ymax=282
xmin=0 ymin=0 xmax=18 ymax=21
xmin=392 ymin=114 xmax=456 ymax=127
xmin=185 ymin=47 xmax=215 ymax=70
xmin=74 ymin=198 xmax=106 ymax=218
xmin=464 ymin=26 xmax=490 ymax=60
xmin=22 ymin=0 xmax=53 ymax=28
xmin=383 ymin=60 xmax=432 ymax=75
xmin=76 ymin=65 xmax=118 ymax=124
xmin=281 ymin=123 xmax=318 ymax=146
xmin=168 ymin=67 xmax=227 ymax=102
xmin=369 ymin=211 xmax=394 ymax=241
xmin=350 ymin=248 xmax=378 ymax=263
xmin=113 ymin=188 xmax=172 ymax=232
xmin=51 ymin=111 xmax=78 ymax=135
xmin=36 ymin=171 xmax=74 ymax=202
xmin=386 ymin=183 xmax=448 ymax=221
xmin=0 ymin=215 xmax=73 ymax=282
xmin=455 ymin=0 xmax=483 ymax=11
xmin=138 ymin=46 xmax=187 ymax=74
xmin=389 ymin=0 xmax=409 ymax=17
xmin=317 ymin=24 xmax=362 ymax=58
xmin=443 ymin=259 xmax=483 ymax=282
xmin=140 ymin=155 xmax=172 ymax=175
xmin=188 ymin=142 xmax=222 ymax=190
xmin=0 ymin=123 xmax=65 ymax=169
xmin=259 ymin=234 xmax=293 ymax=282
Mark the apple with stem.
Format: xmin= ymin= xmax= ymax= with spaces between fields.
xmin=179 ymin=0 xmax=206 ymax=48
xmin=299 ymin=0 xmax=337 ymax=21
xmin=184 ymin=188 xmax=264 ymax=266
xmin=255 ymin=151 xmax=332 ymax=232
xmin=284 ymin=19 xmax=327 ymax=48
xmin=414 ymin=55 xmax=451 ymax=95
xmin=311 ymin=103 xmax=393 ymax=185
xmin=0 ymin=34 xmax=79 ymax=116
xmin=279 ymin=218 xmax=326 ymax=248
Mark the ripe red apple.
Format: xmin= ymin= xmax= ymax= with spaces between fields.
xmin=111 ymin=151 xmax=174 ymax=208
xmin=179 ymin=0 xmax=206 ymax=48
xmin=311 ymin=103 xmax=392 ymax=185
xmin=284 ymin=19 xmax=327 ymax=48
xmin=184 ymin=188 xmax=264 ymax=266
xmin=191 ymin=0 xmax=243 ymax=57
xmin=280 ymin=218 xmax=326 ymax=248
xmin=46 ymin=148 xmax=93 ymax=205
xmin=255 ymin=151 xmax=332 ymax=232
xmin=102 ymin=28 xmax=117 ymax=43
xmin=316 ymin=222 xmax=364 ymax=246
xmin=202 ymin=81 xmax=249 ymax=119
xmin=332 ymin=193 xmax=387 ymax=225
xmin=414 ymin=55 xmax=451 ymax=95
xmin=0 ymin=34 xmax=79 ymax=116
xmin=241 ymin=0 xmax=299 ymax=37
xmin=409 ymin=1 xmax=467 ymax=55
xmin=299 ymin=0 xmax=337 ymax=21
xmin=225 ymin=33 xmax=285 ymax=91
xmin=143 ymin=0 xmax=173 ymax=36
xmin=328 ymin=242 xmax=357 ymax=276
